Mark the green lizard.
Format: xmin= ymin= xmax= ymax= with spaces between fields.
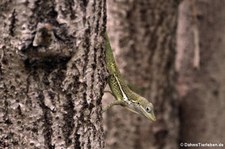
xmin=104 ymin=33 xmax=156 ymax=121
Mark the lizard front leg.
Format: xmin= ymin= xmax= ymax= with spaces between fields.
xmin=102 ymin=100 xmax=126 ymax=112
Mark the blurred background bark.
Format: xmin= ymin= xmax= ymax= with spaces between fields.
xmin=104 ymin=0 xmax=225 ymax=149
xmin=177 ymin=0 xmax=225 ymax=148
xmin=104 ymin=0 xmax=179 ymax=149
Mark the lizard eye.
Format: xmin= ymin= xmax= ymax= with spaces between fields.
xmin=146 ymin=107 xmax=151 ymax=113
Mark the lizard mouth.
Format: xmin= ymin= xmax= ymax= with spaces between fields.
xmin=148 ymin=113 xmax=156 ymax=121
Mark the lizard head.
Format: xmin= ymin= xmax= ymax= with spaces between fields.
xmin=125 ymin=94 xmax=156 ymax=121
xmin=128 ymin=96 xmax=156 ymax=121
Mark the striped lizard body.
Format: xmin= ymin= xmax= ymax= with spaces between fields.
xmin=105 ymin=33 xmax=156 ymax=121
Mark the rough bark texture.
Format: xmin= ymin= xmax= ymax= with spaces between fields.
xmin=0 ymin=0 xmax=106 ymax=148
xmin=177 ymin=0 xmax=225 ymax=148
xmin=104 ymin=0 xmax=179 ymax=149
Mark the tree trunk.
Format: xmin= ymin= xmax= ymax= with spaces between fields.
xmin=104 ymin=0 xmax=179 ymax=149
xmin=177 ymin=0 xmax=225 ymax=148
xmin=0 ymin=0 xmax=106 ymax=148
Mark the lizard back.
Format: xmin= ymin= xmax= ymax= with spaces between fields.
xmin=105 ymin=34 xmax=121 ymax=75
xmin=105 ymin=34 xmax=133 ymax=102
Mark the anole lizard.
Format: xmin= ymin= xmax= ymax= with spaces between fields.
xmin=104 ymin=33 xmax=156 ymax=121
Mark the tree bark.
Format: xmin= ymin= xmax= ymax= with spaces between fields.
xmin=104 ymin=0 xmax=179 ymax=149
xmin=177 ymin=0 xmax=225 ymax=148
xmin=0 ymin=0 xmax=106 ymax=148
